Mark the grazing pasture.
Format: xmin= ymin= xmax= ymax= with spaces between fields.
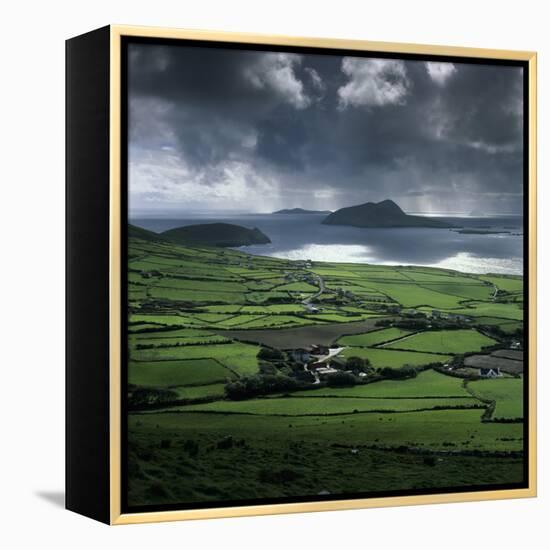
xmin=167 ymin=396 xmax=481 ymax=415
xmin=338 ymin=327 xmax=412 ymax=347
xmin=469 ymin=378 xmax=524 ymax=419
xmin=129 ymin=359 xmax=234 ymax=387
xmin=386 ymin=329 xmax=496 ymax=354
xmin=292 ymin=369 xmax=469 ymax=398
xmin=341 ymin=347 xmax=450 ymax=368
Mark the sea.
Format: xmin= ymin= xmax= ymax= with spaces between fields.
xmin=131 ymin=213 xmax=524 ymax=276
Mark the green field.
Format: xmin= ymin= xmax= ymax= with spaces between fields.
xmin=132 ymin=408 xmax=522 ymax=453
xmin=172 ymin=383 xmax=227 ymax=400
xmin=133 ymin=342 xmax=260 ymax=376
xmin=386 ymin=329 xmax=497 ymax=354
xmin=338 ymin=327 xmax=412 ymax=347
xmin=469 ymin=378 xmax=524 ymax=419
xmin=341 ymin=347 xmax=451 ymax=368
xmin=125 ymin=230 xmax=525 ymax=508
xmin=479 ymin=275 xmax=523 ymax=293
xmin=292 ymin=369 xmax=469 ymax=398
xmin=129 ymin=359 xmax=234 ymax=387
xmin=127 ymin=409 xmax=523 ymax=506
xmin=172 ymin=395 xmax=480 ymax=415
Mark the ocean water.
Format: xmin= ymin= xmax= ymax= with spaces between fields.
xmin=132 ymin=213 xmax=524 ymax=276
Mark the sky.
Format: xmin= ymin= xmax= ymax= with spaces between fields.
xmin=127 ymin=42 xmax=524 ymax=216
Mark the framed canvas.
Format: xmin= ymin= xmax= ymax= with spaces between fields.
xmin=66 ymin=25 xmax=537 ymax=525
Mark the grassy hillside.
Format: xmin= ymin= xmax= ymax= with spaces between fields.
xmin=125 ymin=227 xmax=525 ymax=508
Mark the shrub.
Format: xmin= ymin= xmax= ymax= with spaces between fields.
xmin=225 ymin=374 xmax=301 ymax=400
xmin=379 ymin=366 xmax=417 ymax=380
xmin=128 ymin=387 xmax=178 ymax=409
xmin=257 ymin=347 xmax=284 ymax=361
xmin=259 ymin=362 xmax=278 ymax=375
xmin=326 ymin=371 xmax=357 ymax=387
xmin=346 ymin=356 xmax=372 ymax=374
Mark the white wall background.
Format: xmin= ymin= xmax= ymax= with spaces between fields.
xmin=1 ymin=0 xmax=547 ymax=547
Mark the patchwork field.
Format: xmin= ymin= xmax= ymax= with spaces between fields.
xmin=126 ymin=230 xmax=525 ymax=508
xmin=340 ymin=347 xmax=451 ymax=368
xmin=291 ymin=369 xmax=470 ymax=398
xmin=469 ymin=378 xmax=524 ymax=419
xmin=338 ymin=327 xmax=413 ymax=347
xmin=384 ymin=329 xmax=496 ymax=354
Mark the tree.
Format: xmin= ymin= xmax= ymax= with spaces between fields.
xmin=326 ymin=371 xmax=357 ymax=387
xmin=225 ymin=374 xmax=300 ymax=400
xmin=379 ymin=366 xmax=417 ymax=380
xmin=257 ymin=347 xmax=284 ymax=361
xmin=259 ymin=362 xmax=278 ymax=375
xmin=346 ymin=356 xmax=372 ymax=374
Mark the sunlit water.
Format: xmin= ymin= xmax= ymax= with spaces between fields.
xmin=133 ymin=213 xmax=523 ymax=276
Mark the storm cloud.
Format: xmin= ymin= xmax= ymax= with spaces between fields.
xmin=127 ymin=42 xmax=524 ymax=216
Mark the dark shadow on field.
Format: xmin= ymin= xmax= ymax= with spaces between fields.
xmin=35 ymin=490 xmax=65 ymax=508
xmin=218 ymin=318 xmax=396 ymax=349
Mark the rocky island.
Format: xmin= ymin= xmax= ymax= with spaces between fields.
xmin=161 ymin=223 xmax=271 ymax=247
xmin=322 ymin=199 xmax=453 ymax=228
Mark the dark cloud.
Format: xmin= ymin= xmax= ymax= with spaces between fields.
xmin=127 ymin=42 xmax=524 ymax=215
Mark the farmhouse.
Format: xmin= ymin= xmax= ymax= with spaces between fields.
xmin=305 ymin=303 xmax=321 ymax=313
xmin=403 ymin=308 xmax=420 ymax=317
xmin=288 ymin=344 xmax=347 ymax=375
xmin=479 ymin=367 xmax=502 ymax=378
xmin=310 ymin=344 xmax=329 ymax=355
xmin=288 ymin=348 xmax=312 ymax=364
xmin=448 ymin=313 xmax=471 ymax=322
xmin=310 ymin=346 xmax=345 ymax=368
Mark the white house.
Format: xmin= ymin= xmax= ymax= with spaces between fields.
xmin=479 ymin=367 xmax=501 ymax=378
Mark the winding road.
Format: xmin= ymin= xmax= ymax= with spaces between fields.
xmin=302 ymin=272 xmax=326 ymax=305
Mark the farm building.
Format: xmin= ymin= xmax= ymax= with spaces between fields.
xmin=448 ymin=313 xmax=471 ymax=322
xmin=310 ymin=344 xmax=330 ymax=356
xmin=314 ymin=366 xmax=339 ymax=376
xmin=479 ymin=367 xmax=502 ymax=378
xmin=288 ymin=348 xmax=312 ymax=363
xmin=288 ymin=344 xmax=346 ymax=373
xmin=403 ymin=308 xmax=420 ymax=317
xmin=310 ymin=346 xmax=346 ymax=369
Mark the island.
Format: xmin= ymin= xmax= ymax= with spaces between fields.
xmin=160 ymin=222 xmax=271 ymax=247
xmin=452 ymin=228 xmax=510 ymax=235
xmin=273 ymin=208 xmax=332 ymax=215
xmin=322 ymin=199 xmax=453 ymax=228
